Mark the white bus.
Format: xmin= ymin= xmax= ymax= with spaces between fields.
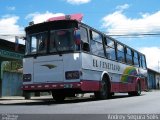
xmin=22 ymin=14 xmax=148 ymax=101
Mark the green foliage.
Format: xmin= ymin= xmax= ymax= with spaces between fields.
xmin=2 ymin=61 xmax=22 ymax=72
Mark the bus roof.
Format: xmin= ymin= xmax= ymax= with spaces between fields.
xmin=47 ymin=13 xmax=83 ymax=22
xmin=25 ymin=14 xmax=145 ymax=57
xmin=25 ymin=20 xmax=78 ymax=34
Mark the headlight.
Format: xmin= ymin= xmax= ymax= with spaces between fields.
xmin=65 ymin=71 xmax=80 ymax=80
xmin=23 ymin=74 xmax=31 ymax=82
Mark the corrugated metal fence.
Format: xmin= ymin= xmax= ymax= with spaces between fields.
xmin=2 ymin=71 xmax=23 ymax=96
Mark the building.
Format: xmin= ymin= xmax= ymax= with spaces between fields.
xmin=0 ymin=38 xmax=24 ymax=97
xmin=147 ymin=68 xmax=160 ymax=89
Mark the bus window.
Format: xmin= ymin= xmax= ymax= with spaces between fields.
xmin=28 ymin=32 xmax=47 ymax=54
xmin=105 ymin=38 xmax=116 ymax=60
xmin=107 ymin=38 xmax=115 ymax=48
xmin=92 ymin=31 xmax=102 ymax=43
xmin=80 ymin=27 xmax=89 ymax=52
xmin=25 ymin=35 xmax=31 ymax=55
xmin=142 ymin=55 xmax=147 ymax=69
xmin=117 ymin=43 xmax=125 ymax=62
xmin=80 ymin=27 xmax=88 ymax=43
xmin=50 ymin=29 xmax=75 ymax=53
xmin=126 ymin=47 xmax=133 ymax=65
xmin=133 ymin=51 xmax=139 ymax=67
xmin=139 ymin=54 xmax=143 ymax=68
xmin=37 ymin=32 xmax=48 ymax=53
xmin=31 ymin=36 xmax=37 ymax=54
xmin=90 ymin=31 xmax=105 ymax=57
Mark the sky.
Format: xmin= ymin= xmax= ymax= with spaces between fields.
xmin=0 ymin=0 xmax=160 ymax=71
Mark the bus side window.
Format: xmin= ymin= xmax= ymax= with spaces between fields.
xmin=133 ymin=51 xmax=139 ymax=67
xmin=139 ymin=54 xmax=142 ymax=68
xmin=80 ymin=27 xmax=90 ymax=52
xmin=90 ymin=30 xmax=105 ymax=57
xmin=117 ymin=43 xmax=125 ymax=63
xmin=142 ymin=55 xmax=147 ymax=69
xmin=105 ymin=37 xmax=116 ymax=60
xmin=126 ymin=47 xmax=133 ymax=65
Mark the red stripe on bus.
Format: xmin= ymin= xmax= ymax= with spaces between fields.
xmin=80 ymin=80 xmax=100 ymax=91
xmin=22 ymin=80 xmax=146 ymax=92
xmin=22 ymin=80 xmax=100 ymax=91
xmin=111 ymin=83 xmax=136 ymax=92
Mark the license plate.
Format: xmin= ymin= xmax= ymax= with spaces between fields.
xmin=64 ymin=84 xmax=73 ymax=88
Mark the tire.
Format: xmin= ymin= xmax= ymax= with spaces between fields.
xmin=110 ymin=92 xmax=115 ymax=96
xmin=135 ymin=81 xmax=141 ymax=96
xmin=23 ymin=91 xmax=31 ymax=100
xmin=128 ymin=81 xmax=141 ymax=96
xmin=128 ymin=92 xmax=135 ymax=96
xmin=94 ymin=77 xmax=110 ymax=100
xmin=52 ymin=92 xmax=65 ymax=102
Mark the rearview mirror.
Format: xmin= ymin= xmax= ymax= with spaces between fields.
xmin=82 ymin=42 xmax=90 ymax=52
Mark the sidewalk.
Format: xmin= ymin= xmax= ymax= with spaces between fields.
xmin=0 ymin=96 xmax=24 ymax=100
xmin=0 ymin=94 xmax=93 ymax=104
xmin=0 ymin=95 xmax=53 ymax=105
xmin=0 ymin=95 xmax=53 ymax=100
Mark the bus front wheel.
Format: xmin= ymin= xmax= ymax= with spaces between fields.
xmin=94 ymin=78 xmax=110 ymax=100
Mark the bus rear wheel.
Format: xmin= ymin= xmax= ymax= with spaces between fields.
xmin=135 ymin=81 xmax=141 ymax=96
xmin=52 ymin=92 xmax=66 ymax=102
xmin=94 ymin=78 xmax=110 ymax=100
xmin=128 ymin=81 xmax=141 ymax=96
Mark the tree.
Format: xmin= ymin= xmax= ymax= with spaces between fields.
xmin=2 ymin=60 xmax=22 ymax=72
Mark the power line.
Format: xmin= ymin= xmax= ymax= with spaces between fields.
xmin=108 ymin=33 xmax=160 ymax=36
xmin=108 ymin=34 xmax=160 ymax=39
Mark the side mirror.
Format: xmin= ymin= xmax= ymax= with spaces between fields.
xmin=82 ymin=42 xmax=90 ymax=52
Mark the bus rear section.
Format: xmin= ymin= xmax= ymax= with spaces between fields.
xmin=23 ymin=54 xmax=83 ymax=100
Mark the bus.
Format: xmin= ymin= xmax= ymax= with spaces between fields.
xmin=22 ymin=14 xmax=148 ymax=101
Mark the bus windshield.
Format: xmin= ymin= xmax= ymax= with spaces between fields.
xmin=50 ymin=29 xmax=75 ymax=53
xmin=25 ymin=29 xmax=76 ymax=55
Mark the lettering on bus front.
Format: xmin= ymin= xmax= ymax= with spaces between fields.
xmin=93 ymin=59 xmax=120 ymax=71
